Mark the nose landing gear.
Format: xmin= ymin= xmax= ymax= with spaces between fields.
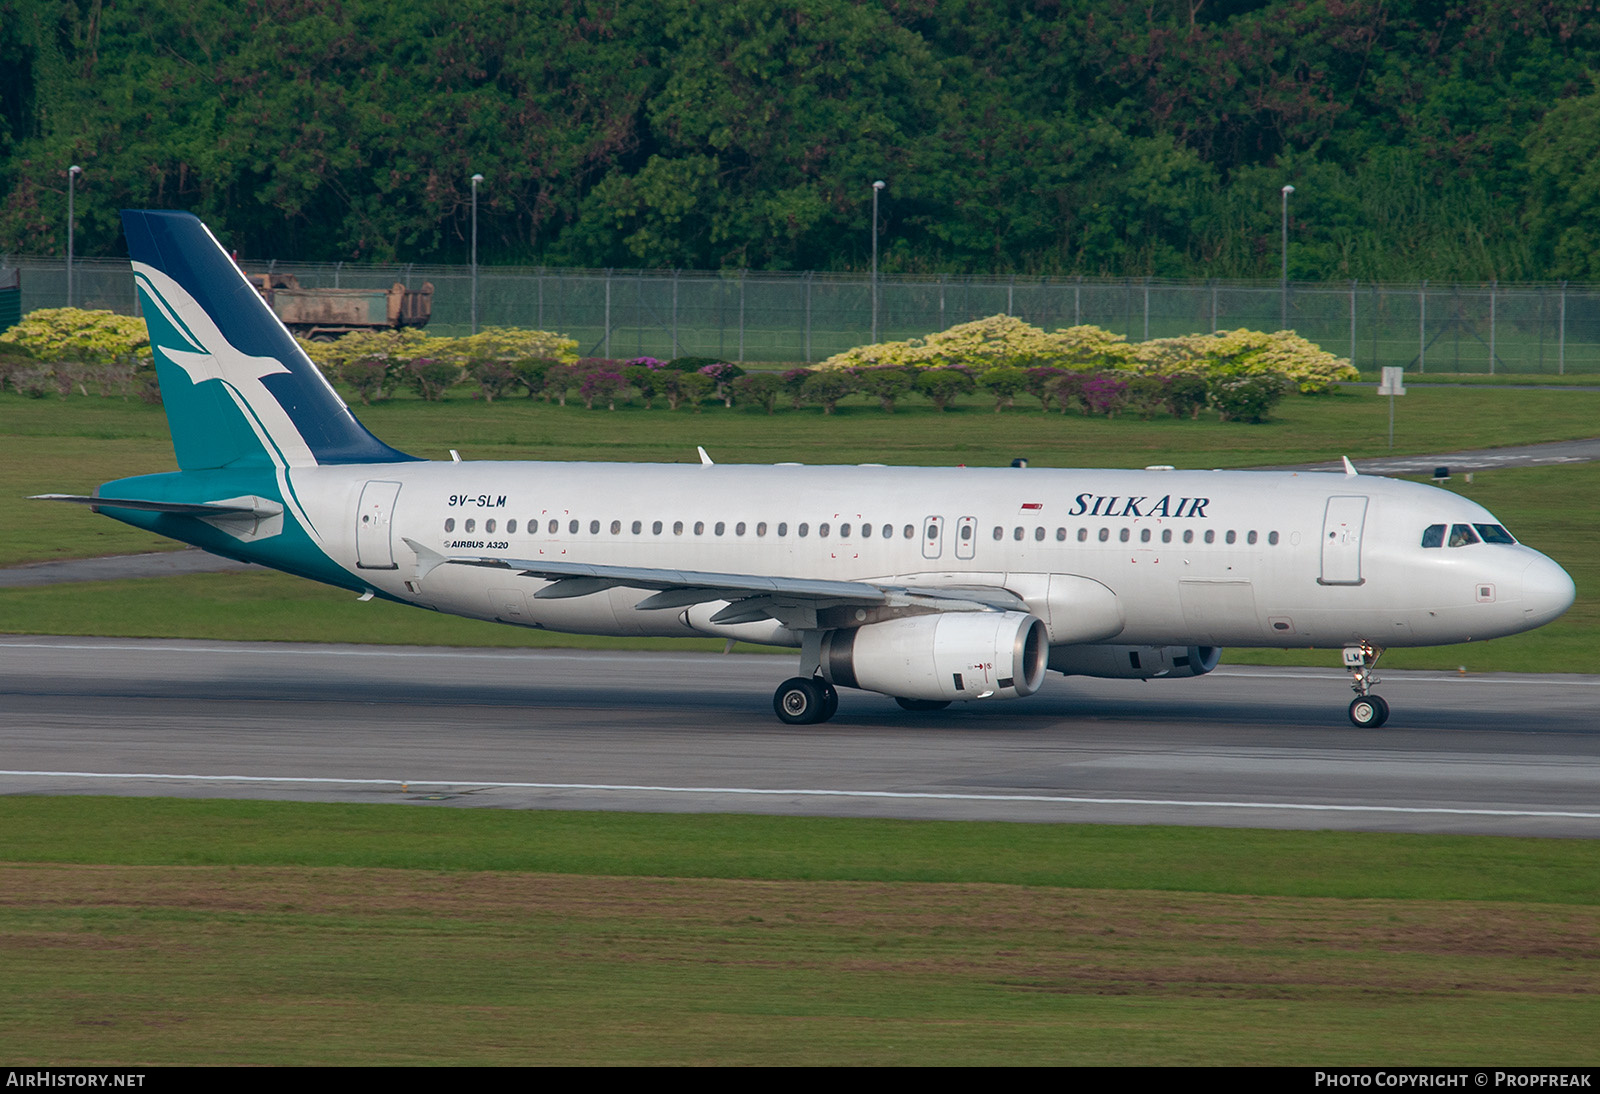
xmin=1343 ymin=643 xmax=1389 ymax=727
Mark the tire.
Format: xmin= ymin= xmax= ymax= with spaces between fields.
xmin=1349 ymin=695 xmax=1389 ymax=728
xmin=774 ymin=677 xmax=825 ymax=725
xmin=895 ymin=697 xmax=952 ymax=712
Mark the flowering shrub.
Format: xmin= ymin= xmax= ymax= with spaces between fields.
xmin=1080 ymin=373 xmax=1130 ymax=416
xmin=1132 ymin=329 xmax=1356 ymax=393
xmin=579 ymin=369 xmax=626 ymax=410
xmin=823 ymin=315 xmax=1354 ymax=396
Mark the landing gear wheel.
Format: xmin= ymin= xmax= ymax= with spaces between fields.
xmin=895 ymin=697 xmax=952 ymax=712
xmin=820 ymin=681 xmax=839 ymax=721
xmin=774 ymin=677 xmax=832 ymax=725
xmin=1348 ymin=695 xmax=1390 ymax=728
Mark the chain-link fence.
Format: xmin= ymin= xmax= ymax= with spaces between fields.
xmin=6 ymin=253 xmax=1600 ymax=373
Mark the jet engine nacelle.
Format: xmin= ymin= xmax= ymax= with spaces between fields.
xmin=820 ymin=611 xmax=1049 ymax=702
xmin=1049 ymin=643 xmax=1221 ymax=680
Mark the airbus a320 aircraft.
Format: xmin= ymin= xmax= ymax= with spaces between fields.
xmin=38 ymin=211 xmax=1576 ymax=727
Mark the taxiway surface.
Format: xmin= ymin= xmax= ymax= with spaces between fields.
xmin=3 ymin=637 xmax=1596 ymax=836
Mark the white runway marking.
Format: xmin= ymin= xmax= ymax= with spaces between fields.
xmin=5 ymin=769 xmax=1598 ymax=820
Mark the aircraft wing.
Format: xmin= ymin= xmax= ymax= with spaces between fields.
xmin=404 ymin=539 xmax=1026 ymax=629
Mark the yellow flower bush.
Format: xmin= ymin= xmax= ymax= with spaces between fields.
xmin=822 ymin=314 xmax=1355 ymax=393
xmin=0 ymin=308 xmax=150 ymax=364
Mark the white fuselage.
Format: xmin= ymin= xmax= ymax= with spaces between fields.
xmin=289 ymin=461 xmax=1574 ymax=653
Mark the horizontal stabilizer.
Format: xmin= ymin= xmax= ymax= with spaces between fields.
xmin=31 ymin=494 xmax=267 ymax=516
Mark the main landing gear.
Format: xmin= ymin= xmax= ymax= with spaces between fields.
xmin=1343 ymin=642 xmax=1389 ymax=728
xmin=773 ymin=676 xmax=839 ymax=725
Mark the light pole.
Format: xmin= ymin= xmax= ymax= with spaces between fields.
xmin=871 ymin=179 xmax=885 ymax=343
xmin=1280 ymin=183 xmax=1294 ymax=331
xmin=66 ymin=165 xmax=82 ymax=308
xmin=470 ymin=173 xmax=484 ymax=334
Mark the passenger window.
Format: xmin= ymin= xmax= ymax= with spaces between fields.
xmin=799 ymin=523 xmax=809 ymax=537
xmin=1119 ymin=528 xmax=1130 ymax=543
xmin=590 ymin=520 xmax=600 ymax=535
xmin=611 ymin=520 xmax=621 ymax=535
xmin=444 ymin=518 xmax=455 ymax=533
xmin=883 ymin=524 xmax=893 ymax=539
xmin=1098 ymin=528 xmax=1110 ymax=542
xmin=1421 ymin=524 xmax=1445 ymax=548
xmin=714 ymin=522 xmax=725 ymax=536
xmin=1183 ymin=530 xmax=1193 ymax=544
xmin=1247 ymin=530 xmax=1257 ymax=545
xmin=631 ymin=520 xmax=641 ymax=534
xmin=1056 ymin=528 xmax=1067 ymax=541
xmin=1225 ymin=530 xmax=1236 ymax=544
xmin=1448 ymin=524 xmax=1479 ymax=547
xmin=1013 ymin=527 xmax=1024 ymax=541
xmin=960 ymin=524 xmax=973 ymax=541
xmin=993 ymin=526 xmax=1004 ymax=541
xmin=568 ymin=520 xmax=578 ymax=534
xmin=819 ymin=523 xmax=830 ymax=537
xmin=1268 ymin=531 xmax=1279 ymax=545
xmin=838 ymin=523 xmax=850 ymax=537
xmin=694 ymin=521 xmax=705 ymax=535
xmin=673 ymin=521 xmax=684 ymax=535
xmin=861 ymin=524 xmax=871 ymax=538
xmin=756 ymin=522 xmax=766 ymax=536
xmin=1034 ymin=527 xmax=1045 ymax=541
xmin=507 ymin=520 xmax=517 ymax=534
xmin=486 ymin=519 xmax=496 ymax=534
xmin=548 ymin=519 xmax=559 ymax=534
xmin=736 ymin=522 xmax=746 ymax=536
xmin=1077 ymin=528 xmax=1088 ymax=542
xmin=777 ymin=522 xmax=788 ymax=536
xmin=465 ymin=519 xmax=476 ymax=533
xmin=652 ymin=520 xmax=663 ymax=535
xmin=1139 ymin=528 xmax=1150 ymax=543
xmin=1474 ymin=523 xmax=1516 ymax=544
xmin=1204 ymin=530 xmax=1215 ymax=544
xmin=904 ymin=525 xmax=915 ymax=539
xmin=1161 ymin=529 xmax=1171 ymax=543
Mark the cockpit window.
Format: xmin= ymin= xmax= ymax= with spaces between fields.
xmin=1448 ymin=524 xmax=1480 ymax=547
xmin=1421 ymin=524 xmax=1445 ymax=548
xmin=1474 ymin=523 xmax=1516 ymax=545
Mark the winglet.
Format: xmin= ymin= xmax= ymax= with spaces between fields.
xmin=698 ymin=446 xmax=714 ymax=466
xmin=1341 ymin=456 xmax=1358 ymax=476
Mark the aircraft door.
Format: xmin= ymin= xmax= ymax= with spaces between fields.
xmin=356 ymin=480 xmax=402 ymax=570
xmin=922 ymin=515 xmax=945 ymax=560
xmin=955 ymin=516 xmax=976 ymax=560
xmin=1319 ymin=495 xmax=1368 ymax=586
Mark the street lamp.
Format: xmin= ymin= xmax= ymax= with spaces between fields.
xmin=1280 ymin=183 xmax=1294 ymax=330
xmin=470 ymin=173 xmax=484 ymax=335
xmin=66 ymin=165 xmax=82 ymax=308
xmin=871 ymin=180 xmax=885 ymax=343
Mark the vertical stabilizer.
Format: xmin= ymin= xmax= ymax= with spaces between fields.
xmin=122 ymin=210 xmax=416 ymax=470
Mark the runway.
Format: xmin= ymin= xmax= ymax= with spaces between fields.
xmin=3 ymin=637 xmax=1597 ymax=837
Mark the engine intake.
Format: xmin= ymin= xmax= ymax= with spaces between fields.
xmin=821 ymin=611 xmax=1049 ymax=702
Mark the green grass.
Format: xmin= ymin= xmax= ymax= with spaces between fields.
xmin=2 ymin=799 xmax=1597 ymax=1065
xmin=6 ymin=797 xmax=1598 ymax=901
xmin=2 ymin=386 xmax=1597 ymax=671
xmin=5 ymin=383 xmax=1599 ymax=566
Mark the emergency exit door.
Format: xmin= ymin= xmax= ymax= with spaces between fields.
xmin=356 ymin=480 xmax=402 ymax=570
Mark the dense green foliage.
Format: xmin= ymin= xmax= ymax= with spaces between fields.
xmin=3 ymin=1 xmax=1599 ymax=275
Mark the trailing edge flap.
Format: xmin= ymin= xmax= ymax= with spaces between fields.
xmin=31 ymin=493 xmax=274 ymax=517
xmin=426 ymin=555 xmax=1023 ymax=619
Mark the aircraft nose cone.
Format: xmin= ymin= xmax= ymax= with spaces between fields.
xmin=1521 ymin=554 xmax=1576 ymax=627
